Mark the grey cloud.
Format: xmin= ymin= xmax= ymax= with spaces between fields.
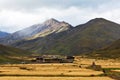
xmin=0 ymin=0 xmax=118 ymax=11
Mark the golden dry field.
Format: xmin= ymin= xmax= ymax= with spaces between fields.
xmin=0 ymin=57 xmax=120 ymax=80
xmin=0 ymin=77 xmax=114 ymax=80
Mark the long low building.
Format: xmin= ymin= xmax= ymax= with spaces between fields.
xmin=31 ymin=55 xmax=75 ymax=63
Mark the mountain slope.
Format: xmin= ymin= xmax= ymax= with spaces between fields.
xmin=104 ymin=39 xmax=120 ymax=50
xmin=0 ymin=31 xmax=10 ymax=38
xmin=86 ymin=39 xmax=120 ymax=59
xmin=0 ymin=18 xmax=72 ymax=45
xmin=0 ymin=44 xmax=32 ymax=63
xmin=12 ymin=18 xmax=120 ymax=55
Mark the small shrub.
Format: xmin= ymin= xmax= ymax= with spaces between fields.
xmin=19 ymin=66 xmax=33 ymax=71
xmin=60 ymin=73 xmax=64 ymax=76
xmin=90 ymin=74 xmax=95 ymax=77
xmin=68 ymin=70 xmax=72 ymax=72
xmin=19 ymin=66 xmax=27 ymax=70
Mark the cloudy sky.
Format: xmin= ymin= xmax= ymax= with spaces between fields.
xmin=0 ymin=0 xmax=120 ymax=33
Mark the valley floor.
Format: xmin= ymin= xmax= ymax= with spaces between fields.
xmin=0 ymin=58 xmax=120 ymax=80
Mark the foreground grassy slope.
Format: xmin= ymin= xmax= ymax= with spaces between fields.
xmin=0 ymin=44 xmax=32 ymax=63
xmin=13 ymin=18 xmax=120 ymax=55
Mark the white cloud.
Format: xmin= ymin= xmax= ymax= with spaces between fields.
xmin=0 ymin=0 xmax=120 ymax=33
xmin=0 ymin=7 xmax=85 ymax=32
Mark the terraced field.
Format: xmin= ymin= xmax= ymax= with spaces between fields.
xmin=0 ymin=58 xmax=120 ymax=80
